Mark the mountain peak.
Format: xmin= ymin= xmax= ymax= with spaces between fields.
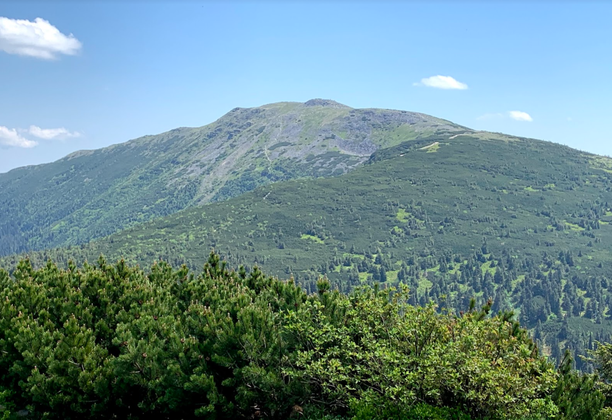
xmin=0 ymin=99 xmax=465 ymax=256
xmin=303 ymin=98 xmax=351 ymax=108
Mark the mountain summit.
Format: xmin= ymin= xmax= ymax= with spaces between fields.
xmin=303 ymin=98 xmax=351 ymax=108
xmin=0 ymin=100 xmax=463 ymax=255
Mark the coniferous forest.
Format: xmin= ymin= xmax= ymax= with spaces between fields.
xmin=1 ymin=253 xmax=612 ymax=420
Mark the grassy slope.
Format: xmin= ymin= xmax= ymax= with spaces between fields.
xmin=23 ymin=133 xmax=611 ymax=275
xmin=6 ymin=133 xmax=612 ymax=304
xmin=0 ymin=99 xmax=460 ymax=256
xmin=7 ymin=122 xmax=612 ymax=364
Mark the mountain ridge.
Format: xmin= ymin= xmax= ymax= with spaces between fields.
xmin=0 ymin=99 xmax=464 ymax=256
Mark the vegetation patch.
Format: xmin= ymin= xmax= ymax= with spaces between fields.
xmin=396 ymin=208 xmax=411 ymax=223
xmin=301 ymin=233 xmax=324 ymax=244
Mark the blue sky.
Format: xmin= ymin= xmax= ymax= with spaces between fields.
xmin=0 ymin=1 xmax=610 ymax=173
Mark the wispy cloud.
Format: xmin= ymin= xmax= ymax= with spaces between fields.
xmin=508 ymin=111 xmax=533 ymax=122
xmin=0 ymin=126 xmax=37 ymax=148
xmin=477 ymin=111 xmax=533 ymax=122
xmin=414 ymin=75 xmax=468 ymax=90
xmin=28 ymin=125 xmax=80 ymax=140
xmin=0 ymin=125 xmax=80 ymax=148
xmin=0 ymin=17 xmax=81 ymax=59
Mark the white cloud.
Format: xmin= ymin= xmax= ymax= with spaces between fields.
xmin=508 ymin=111 xmax=533 ymax=122
xmin=28 ymin=125 xmax=80 ymax=140
xmin=0 ymin=126 xmax=37 ymax=148
xmin=414 ymin=75 xmax=468 ymax=90
xmin=0 ymin=124 xmax=80 ymax=148
xmin=0 ymin=17 xmax=82 ymax=59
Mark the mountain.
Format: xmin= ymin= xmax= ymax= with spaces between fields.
xmin=0 ymin=99 xmax=462 ymax=256
xmin=6 ymin=126 xmax=612 ymax=366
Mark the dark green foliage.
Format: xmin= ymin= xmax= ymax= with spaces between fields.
xmin=0 ymin=255 xmax=587 ymax=419
xmin=552 ymin=350 xmax=605 ymax=419
xmin=587 ymin=342 xmax=612 ymax=419
xmin=0 ymin=254 xmax=310 ymax=419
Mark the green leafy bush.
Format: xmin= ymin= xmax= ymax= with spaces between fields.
xmin=284 ymin=285 xmax=558 ymax=419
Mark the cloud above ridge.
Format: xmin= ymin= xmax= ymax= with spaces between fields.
xmin=414 ymin=75 xmax=468 ymax=90
xmin=0 ymin=126 xmax=37 ymax=148
xmin=0 ymin=125 xmax=81 ymax=148
xmin=508 ymin=111 xmax=533 ymax=122
xmin=28 ymin=125 xmax=81 ymax=140
xmin=0 ymin=16 xmax=81 ymax=59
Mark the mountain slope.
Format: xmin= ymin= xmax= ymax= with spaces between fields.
xmin=0 ymin=99 xmax=462 ymax=256
xmin=7 ymin=130 xmax=612 ymax=365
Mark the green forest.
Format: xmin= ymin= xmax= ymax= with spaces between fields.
xmin=2 ymin=253 xmax=612 ymax=420
xmin=7 ymin=131 xmax=612 ymax=369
